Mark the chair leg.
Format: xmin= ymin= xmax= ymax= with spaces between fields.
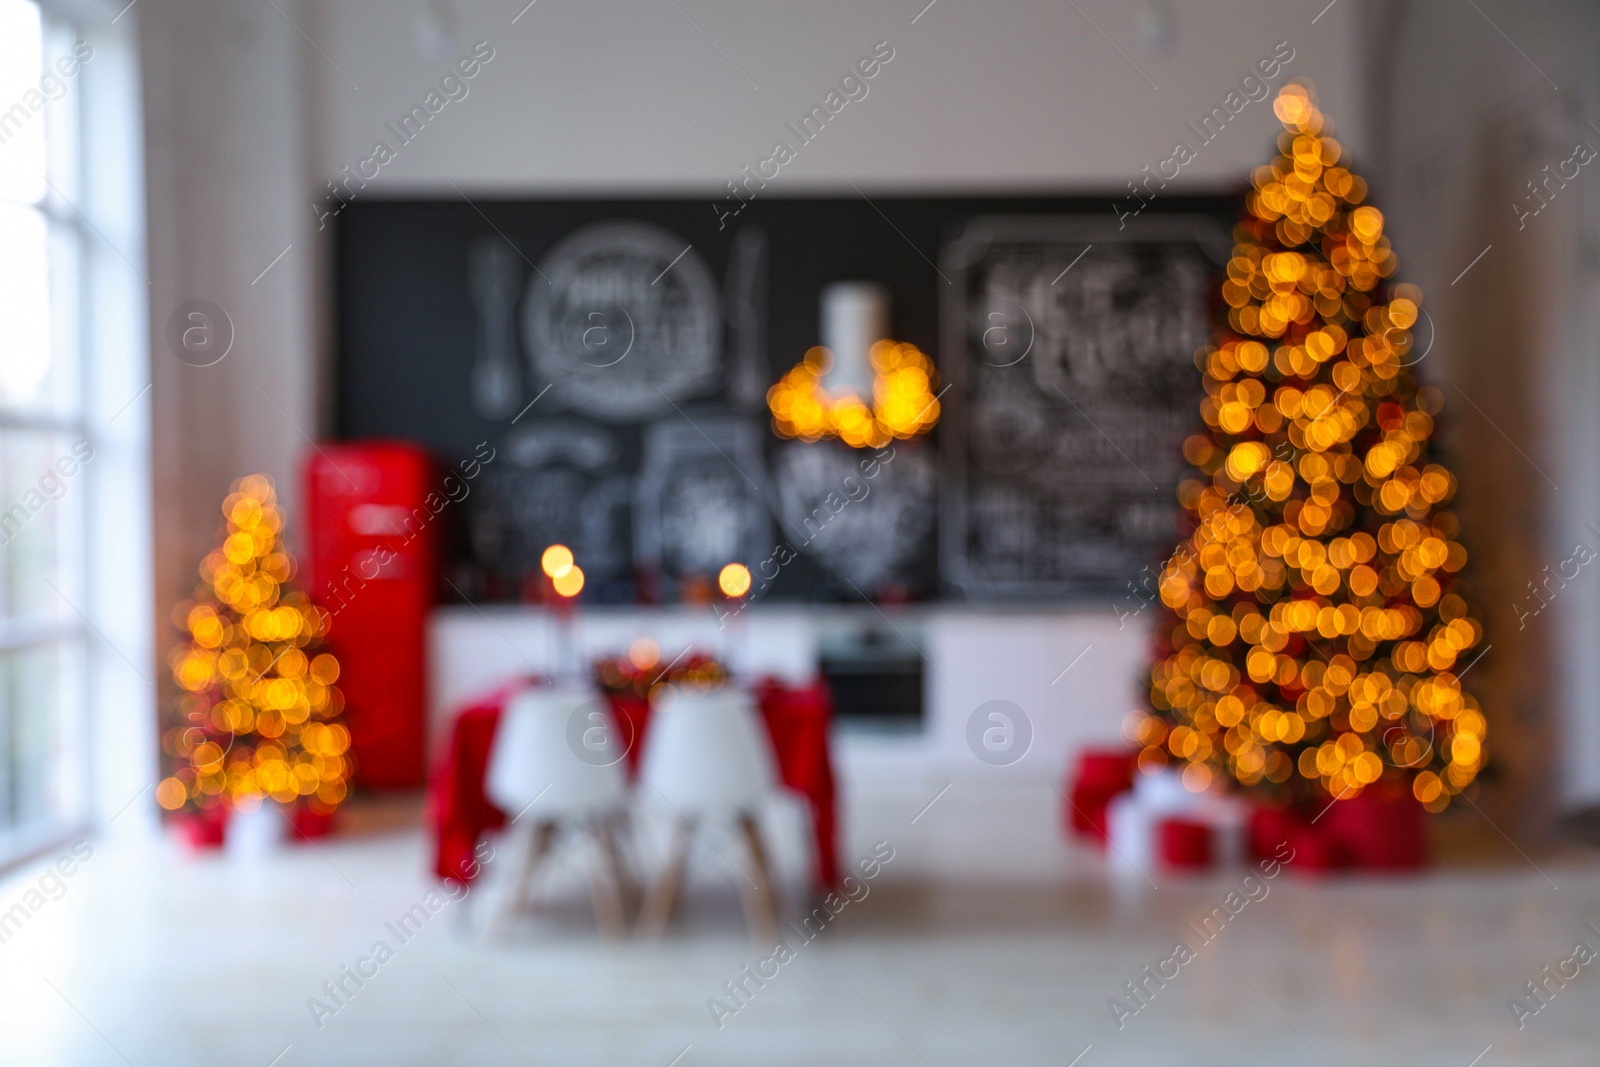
xmin=602 ymin=812 xmax=639 ymax=908
xmin=587 ymin=821 xmax=630 ymax=939
xmin=608 ymin=810 xmax=641 ymax=900
xmin=636 ymin=818 xmax=693 ymax=939
xmin=496 ymin=821 xmax=555 ymax=938
xmin=737 ymin=811 xmax=779 ymax=943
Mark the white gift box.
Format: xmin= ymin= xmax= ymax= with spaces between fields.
xmin=1106 ymin=769 xmax=1248 ymax=876
xmin=225 ymin=802 xmax=286 ymax=861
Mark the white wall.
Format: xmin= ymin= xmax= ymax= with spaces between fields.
xmin=141 ymin=0 xmax=322 ymax=786
xmin=307 ymin=0 xmax=1365 ymax=192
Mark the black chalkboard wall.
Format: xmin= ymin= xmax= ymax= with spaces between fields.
xmin=334 ymin=194 xmax=1236 ymax=606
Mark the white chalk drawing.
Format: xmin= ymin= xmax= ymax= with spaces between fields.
xmin=523 ymin=221 xmax=721 ymax=421
xmin=634 ymin=419 xmax=770 ymax=589
xmin=472 ymin=422 xmax=630 ymax=582
xmin=773 ymin=439 xmax=935 ymax=594
xmin=467 ymin=238 xmax=523 ymax=419
xmin=724 ymin=226 xmax=769 ymax=415
xmin=941 ymin=216 xmax=1223 ymax=598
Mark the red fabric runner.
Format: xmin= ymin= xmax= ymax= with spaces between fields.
xmin=428 ymin=678 xmax=839 ymax=888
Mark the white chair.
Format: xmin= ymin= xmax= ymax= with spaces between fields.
xmin=485 ymin=686 xmax=632 ymax=937
xmin=635 ymin=686 xmax=780 ymax=939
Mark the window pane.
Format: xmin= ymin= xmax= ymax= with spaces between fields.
xmin=0 ymin=1 xmax=88 ymax=862
xmin=1 ymin=430 xmax=83 ymax=624
xmin=0 ymin=0 xmax=46 ymax=207
xmin=45 ymin=217 xmax=79 ymax=412
xmin=0 ymin=203 xmax=64 ymax=411
xmin=41 ymin=15 xmax=79 ymax=205
xmin=0 ymin=639 xmax=84 ymax=837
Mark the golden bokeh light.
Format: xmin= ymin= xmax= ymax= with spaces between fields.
xmin=540 ymin=543 xmax=574 ymax=579
xmin=628 ymin=638 xmax=661 ymax=671
xmin=718 ymin=562 xmax=753 ymax=598
xmin=552 ymin=564 xmax=585 ymax=598
xmin=767 ymin=340 xmax=940 ymax=448
xmin=1133 ymin=84 xmax=1483 ymax=814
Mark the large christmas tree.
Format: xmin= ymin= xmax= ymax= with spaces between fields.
xmin=157 ymin=475 xmax=351 ymax=819
xmin=1130 ymin=84 xmax=1485 ymax=813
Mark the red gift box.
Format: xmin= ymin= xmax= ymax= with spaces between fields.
xmin=172 ymin=806 xmax=229 ymax=850
xmin=1065 ymin=748 xmax=1137 ymax=846
xmin=1321 ymin=782 xmax=1428 ymax=870
xmin=1247 ymin=804 xmax=1301 ymax=862
xmin=289 ymin=805 xmax=337 ymax=843
xmin=1158 ymin=817 xmax=1214 ymax=868
xmin=1249 ymin=784 xmax=1428 ymax=872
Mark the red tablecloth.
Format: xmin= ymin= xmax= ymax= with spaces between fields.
xmin=428 ymin=678 xmax=839 ymax=888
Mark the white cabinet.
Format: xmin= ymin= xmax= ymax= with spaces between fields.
xmin=428 ymin=605 xmax=1148 ymax=781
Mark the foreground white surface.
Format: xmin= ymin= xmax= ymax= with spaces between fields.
xmin=0 ymin=777 xmax=1596 ymax=1066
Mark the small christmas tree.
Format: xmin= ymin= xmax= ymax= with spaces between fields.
xmin=1130 ymin=84 xmax=1485 ymax=813
xmin=157 ymin=475 xmax=352 ymax=820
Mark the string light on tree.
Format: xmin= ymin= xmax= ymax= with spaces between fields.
xmin=157 ymin=475 xmax=351 ymax=818
xmin=1128 ymin=83 xmax=1485 ymax=814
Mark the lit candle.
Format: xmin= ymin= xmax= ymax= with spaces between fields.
xmin=541 ymin=544 xmax=583 ymax=681
xmin=716 ymin=562 xmax=752 ymax=674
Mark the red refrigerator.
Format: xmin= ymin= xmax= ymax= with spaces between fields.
xmin=303 ymin=442 xmax=436 ymax=789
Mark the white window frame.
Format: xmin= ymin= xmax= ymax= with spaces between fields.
xmin=0 ymin=0 xmax=150 ymax=870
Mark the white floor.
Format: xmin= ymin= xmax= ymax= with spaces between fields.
xmin=1 ymin=774 xmax=1598 ymax=1066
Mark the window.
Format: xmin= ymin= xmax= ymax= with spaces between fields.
xmin=0 ymin=0 xmax=94 ymax=856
